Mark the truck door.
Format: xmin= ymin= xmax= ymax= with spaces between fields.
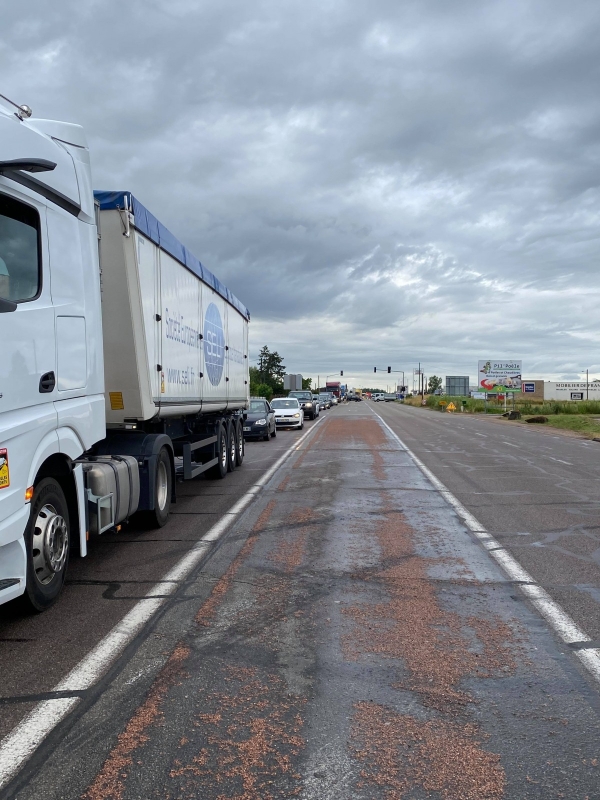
xmin=0 ymin=189 xmax=57 ymax=521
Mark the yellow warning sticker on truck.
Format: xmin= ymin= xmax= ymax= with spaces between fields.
xmin=109 ymin=392 xmax=124 ymax=410
xmin=0 ymin=449 xmax=9 ymax=489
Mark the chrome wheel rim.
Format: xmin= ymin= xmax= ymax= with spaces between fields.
xmin=221 ymin=435 xmax=227 ymax=468
xmin=32 ymin=503 xmax=68 ymax=585
xmin=230 ymin=431 xmax=236 ymax=464
xmin=238 ymin=428 xmax=244 ymax=457
xmin=156 ymin=459 xmax=169 ymax=511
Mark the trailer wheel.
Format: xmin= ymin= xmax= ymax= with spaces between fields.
xmin=235 ymin=420 xmax=245 ymax=467
xmin=145 ymin=447 xmax=172 ymax=528
xmin=227 ymin=420 xmax=237 ymax=472
xmin=22 ymin=478 xmax=70 ymax=612
xmin=207 ymin=423 xmax=228 ymax=480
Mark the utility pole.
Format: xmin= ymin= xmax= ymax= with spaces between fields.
xmin=587 ymin=368 xmax=589 ymax=400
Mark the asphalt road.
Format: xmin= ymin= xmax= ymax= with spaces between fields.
xmin=0 ymin=420 xmax=313 ymax=743
xmin=374 ymin=401 xmax=600 ymax=645
xmin=3 ymin=403 xmax=600 ymax=799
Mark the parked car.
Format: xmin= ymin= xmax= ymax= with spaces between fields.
xmin=288 ymin=390 xmax=319 ymax=420
xmin=271 ymin=398 xmax=304 ymax=429
xmin=243 ymin=398 xmax=276 ymax=441
xmin=318 ymin=393 xmax=332 ymax=409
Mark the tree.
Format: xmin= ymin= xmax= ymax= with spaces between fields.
xmin=252 ymin=346 xmax=289 ymax=395
xmin=428 ymin=375 xmax=443 ymax=394
xmin=302 ymin=377 xmax=312 ymax=390
xmin=256 ymin=346 xmax=286 ymax=390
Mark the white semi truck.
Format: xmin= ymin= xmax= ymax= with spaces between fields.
xmin=0 ymin=96 xmax=249 ymax=611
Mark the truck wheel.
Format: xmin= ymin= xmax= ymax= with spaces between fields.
xmin=227 ymin=420 xmax=237 ymax=472
xmin=147 ymin=447 xmax=172 ymax=528
xmin=235 ymin=421 xmax=245 ymax=466
xmin=207 ymin=423 xmax=228 ymax=480
xmin=22 ymin=478 xmax=70 ymax=612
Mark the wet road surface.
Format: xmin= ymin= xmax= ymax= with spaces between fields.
xmin=3 ymin=404 xmax=600 ymax=798
xmin=375 ymin=401 xmax=600 ymax=647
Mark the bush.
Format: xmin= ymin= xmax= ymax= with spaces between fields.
xmin=250 ymin=383 xmax=273 ymax=401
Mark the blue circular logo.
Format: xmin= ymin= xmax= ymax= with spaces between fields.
xmin=203 ymin=303 xmax=225 ymax=386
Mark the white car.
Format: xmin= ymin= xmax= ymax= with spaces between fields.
xmin=271 ymin=398 xmax=304 ymax=429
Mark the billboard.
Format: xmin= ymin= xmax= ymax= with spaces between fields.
xmin=477 ymin=360 xmax=522 ymax=393
xmin=544 ymin=382 xmax=600 ymax=401
xmin=445 ymin=376 xmax=469 ymax=396
xmin=283 ymin=373 xmax=303 ymax=391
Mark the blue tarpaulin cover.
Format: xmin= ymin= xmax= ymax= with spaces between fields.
xmin=94 ymin=190 xmax=250 ymax=320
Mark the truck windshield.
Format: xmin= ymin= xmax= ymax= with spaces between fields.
xmin=0 ymin=194 xmax=40 ymax=302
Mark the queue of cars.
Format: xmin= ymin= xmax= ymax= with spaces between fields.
xmin=243 ymin=390 xmax=338 ymax=443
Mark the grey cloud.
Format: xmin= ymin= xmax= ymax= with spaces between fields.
xmin=3 ymin=0 xmax=600 ymax=382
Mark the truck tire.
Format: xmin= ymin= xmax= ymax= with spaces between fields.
xmin=207 ymin=423 xmax=228 ymax=480
xmin=141 ymin=446 xmax=172 ymax=528
xmin=227 ymin=420 xmax=237 ymax=472
xmin=22 ymin=478 xmax=70 ymax=612
xmin=235 ymin=420 xmax=245 ymax=467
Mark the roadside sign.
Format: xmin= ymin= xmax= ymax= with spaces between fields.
xmin=447 ymin=402 xmax=456 ymax=412
xmin=478 ymin=360 xmax=522 ymax=393
xmin=472 ymin=392 xmax=486 ymax=400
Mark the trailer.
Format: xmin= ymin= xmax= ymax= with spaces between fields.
xmin=0 ymin=98 xmax=249 ymax=610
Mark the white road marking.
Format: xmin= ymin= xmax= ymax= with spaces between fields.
xmin=547 ymin=456 xmax=573 ymax=465
xmin=0 ymin=416 xmax=326 ymax=791
xmin=502 ymin=441 xmax=519 ymax=448
xmin=370 ymin=406 xmax=600 ymax=685
xmin=475 ymin=433 xmax=487 ymax=437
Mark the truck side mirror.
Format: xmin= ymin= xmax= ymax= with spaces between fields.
xmin=0 ymin=297 xmax=17 ymax=313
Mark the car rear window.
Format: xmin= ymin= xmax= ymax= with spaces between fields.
xmin=271 ymin=399 xmax=299 ymax=409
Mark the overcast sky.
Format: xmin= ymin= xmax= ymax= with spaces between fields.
xmin=3 ymin=0 xmax=600 ymax=389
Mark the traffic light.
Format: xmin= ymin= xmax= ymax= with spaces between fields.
xmin=374 ymin=367 xmax=377 ymax=373
xmin=340 ymin=370 xmax=343 ymax=376
xmin=387 ymin=366 xmax=391 ymax=373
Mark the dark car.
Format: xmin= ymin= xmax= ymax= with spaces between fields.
xmin=243 ymin=398 xmax=276 ymax=441
xmin=288 ymin=390 xmax=319 ymax=419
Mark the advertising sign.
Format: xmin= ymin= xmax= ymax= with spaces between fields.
xmin=523 ymin=383 xmax=536 ymax=393
xmin=477 ymin=360 xmax=522 ymax=393
xmin=544 ymin=382 xmax=600 ymax=401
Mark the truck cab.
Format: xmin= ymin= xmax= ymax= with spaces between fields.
xmin=0 ymin=98 xmax=105 ymax=608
